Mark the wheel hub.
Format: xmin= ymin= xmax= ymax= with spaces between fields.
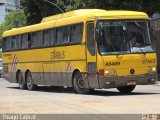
xmin=77 ymin=77 xmax=85 ymax=88
xmin=27 ymin=77 xmax=32 ymax=89
xmin=18 ymin=76 xmax=23 ymax=86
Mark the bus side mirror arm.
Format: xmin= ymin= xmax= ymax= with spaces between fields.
xmin=95 ymin=28 xmax=99 ymax=42
xmin=150 ymin=28 xmax=156 ymax=41
xmin=95 ymin=22 xmax=103 ymax=42
xmin=95 ymin=16 xmax=99 ymax=42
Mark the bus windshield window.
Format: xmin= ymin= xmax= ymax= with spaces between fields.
xmin=98 ymin=21 xmax=154 ymax=55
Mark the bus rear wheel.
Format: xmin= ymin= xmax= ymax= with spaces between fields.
xmin=73 ymin=72 xmax=90 ymax=94
xmin=18 ymin=72 xmax=26 ymax=89
xmin=117 ymin=85 xmax=136 ymax=94
xmin=26 ymin=72 xmax=37 ymax=90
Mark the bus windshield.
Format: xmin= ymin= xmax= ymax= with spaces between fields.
xmin=97 ymin=20 xmax=154 ymax=55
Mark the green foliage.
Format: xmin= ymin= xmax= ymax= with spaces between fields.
xmin=20 ymin=0 xmax=160 ymax=25
xmin=65 ymin=0 xmax=160 ymax=16
xmin=0 ymin=10 xmax=26 ymax=47
xmin=0 ymin=10 xmax=26 ymax=38
xmin=20 ymin=0 xmax=69 ymax=25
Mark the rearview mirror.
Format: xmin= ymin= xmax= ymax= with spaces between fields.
xmin=95 ymin=22 xmax=103 ymax=42
xmin=150 ymin=28 xmax=156 ymax=41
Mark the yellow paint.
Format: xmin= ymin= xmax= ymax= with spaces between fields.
xmin=2 ymin=9 xmax=148 ymax=38
xmin=2 ymin=9 xmax=156 ymax=79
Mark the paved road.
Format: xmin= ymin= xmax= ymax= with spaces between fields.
xmin=0 ymin=78 xmax=160 ymax=114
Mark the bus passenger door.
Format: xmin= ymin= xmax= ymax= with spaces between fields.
xmin=86 ymin=22 xmax=99 ymax=88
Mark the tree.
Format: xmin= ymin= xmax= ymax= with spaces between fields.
xmin=20 ymin=0 xmax=69 ymax=25
xmin=65 ymin=0 xmax=160 ymax=17
xmin=21 ymin=0 xmax=160 ymax=25
xmin=0 ymin=10 xmax=26 ymax=47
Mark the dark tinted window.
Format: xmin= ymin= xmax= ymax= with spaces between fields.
xmin=37 ymin=31 xmax=43 ymax=47
xmin=63 ymin=26 xmax=70 ymax=43
xmin=50 ymin=29 xmax=55 ymax=46
xmin=44 ymin=30 xmax=50 ymax=46
xmin=12 ymin=35 xmax=21 ymax=50
xmin=3 ymin=23 xmax=84 ymax=51
xmin=70 ymin=23 xmax=83 ymax=44
xmin=56 ymin=27 xmax=63 ymax=44
xmin=31 ymin=32 xmax=37 ymax=48
xmin=87 ymin=23 xmax=95 ymax=56
xmin=6 ymin=37 xmax=12 ymax=51
xmin=12 ymin=36 xmax=17 ymax=50
xmin=16 ymin=35 xmax=21 ymax=49
xmin=22 ymin=34 xmax=28 ymax=49
xmin=2 ymin=38 xmax=7 ymax=51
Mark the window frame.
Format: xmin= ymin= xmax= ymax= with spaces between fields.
xmin=2 ymin=22 xmax=84 ymax=52
xmin=86 ymin=22 xmax=96 ymax=56
xmin=70 ymin=23 xmax=83 ymax=45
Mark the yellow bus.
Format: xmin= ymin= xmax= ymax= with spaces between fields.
xmin=2 ymin=9 xmax=158 ymax=94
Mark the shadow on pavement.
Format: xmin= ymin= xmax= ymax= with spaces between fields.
xmin=7 ymin=86 xmax=160 ymax=97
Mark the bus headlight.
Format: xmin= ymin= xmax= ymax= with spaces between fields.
xmin=151 ymin=67 xmax=156 ymax=72
xmin=105 ymin=70 xmax=109 ymax=74
xmin=147 ymin=67 xmax=156 ymax=73
xmin=105 ymin=69 xmax=117 ymax=75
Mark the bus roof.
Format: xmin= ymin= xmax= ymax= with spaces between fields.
xmin=41 ymin=9 xmax=148 ymax=23
xmin=2 ymin=9 xmax=148 ymax=38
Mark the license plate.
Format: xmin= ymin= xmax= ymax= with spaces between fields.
xmin=127 ymin=80 xmax=137 ymax=86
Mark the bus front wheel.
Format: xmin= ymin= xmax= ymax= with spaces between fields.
xmin=18 ymin=72 xmax=26 ymax=89
xmin=73 ymin=72 xmax=90 ymax=94
xmin=26 ymin=72 xmax=37 ymax=90
xmin=117 ymin=85 xmax=136 ymax=94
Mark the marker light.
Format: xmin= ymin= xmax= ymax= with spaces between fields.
xmin=105 ymin=70 xmax=109 ymax=74
xmin=151 ymin=67 xmax=156 ymax=72
xmin=147 ymin=67 xmax=156 ymax=73
xmin=105 ymin=69 xmax=117 ymax=76
xmin=99 ymin=69 xmax=104 ymax=76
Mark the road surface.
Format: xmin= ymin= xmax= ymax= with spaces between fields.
xmin=0 ymin=78 xmax=160 ymax=114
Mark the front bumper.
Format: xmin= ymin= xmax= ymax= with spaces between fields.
xmin=99 ymin=73 xmax=158 ymax=89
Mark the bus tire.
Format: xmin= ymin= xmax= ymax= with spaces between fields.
xmin=117 ymin=85 xmax=136 ymax=94
xmin=73 ymin=72 xmax=90 ymax=94
xmin=26 ymin=72 xmax=37 ymax=90
xmin=18 ymin=72 xmax=26 ymax=89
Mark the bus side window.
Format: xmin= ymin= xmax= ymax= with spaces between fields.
xmin=70 ymin=23 xmax=83 ymax=44
xmin=16 ymin=35 xmax=22 ymax=50
xmin=50 ymin=29 xmax=55 ymax=46
xmin=12 ymin=36 xmax=17 ymax=50
xmin=28 ymin=33 xmax=32 ymax=48
xmin=2 ymin=38 xmax=7 ymax=51
xmin=87 ymin=23 xmax=95 ymax=56
xmin=44 ymin=30 xmax=50 ymax=46
xmin=56 ymin=27 xmax=63 ymax=45
xmin=22 ymin=34 xmax=28 ymax=49
xmin=37 ymin=31 xmax=43 ymax=47
xmin=2 ymin=38 xmax=7 ymax=52
xmin=6 ymin=37 xmax=12 ymax=51
xmin=31 ymin=32 xmax=38 ymax=48
xmin=63 ymin=26 xmax=70 ymax=44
